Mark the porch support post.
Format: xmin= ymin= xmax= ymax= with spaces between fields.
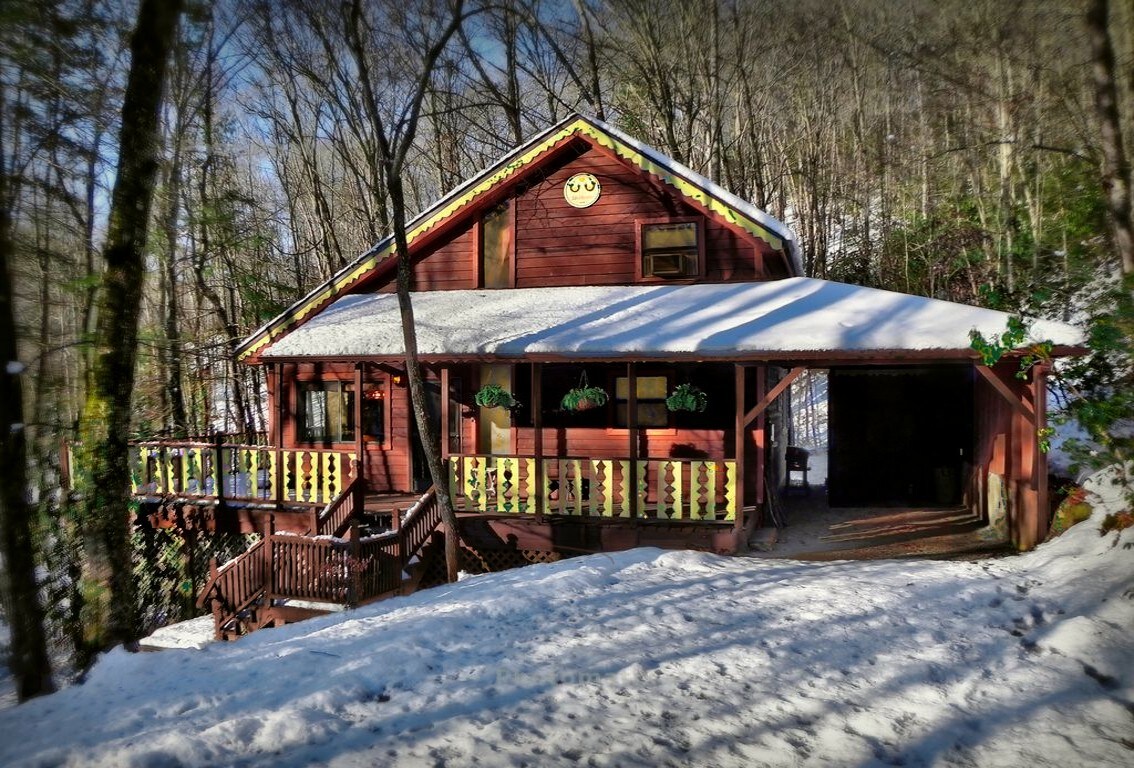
xmin=440 ymin=366 xmax=450 ymax=462
xmin=532 ymin=363 xmax=544 ymax=519
xmin=262 ymin=513 xmax=275 ymax=604
xmin=743 ymin=366 xmax=805 ymax=428
xmin=977 ymin=361 xmax=1044 ymax=550
xmin=274 ymin=363 xmax=285 ymax=508
xmin=628 ymin=362 xmax=639 ymax=519
xmin=755 ymin=367 xmax=767 ymax=510
xmin=354 ymin=362 xmax=364 ymax=465
xmin=734 ymin=364 xmax=746 ymax=530
xmin=1032 ymin=363 xmax=1049 ymax=544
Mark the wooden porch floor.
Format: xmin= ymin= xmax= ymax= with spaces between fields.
xmin=362 ymin=492 xmax=428 ymax=515
xmin=362 ymin=492 xmax=729 ymax=523
xmin=749 ymin=492 xmax=1010 ymax=561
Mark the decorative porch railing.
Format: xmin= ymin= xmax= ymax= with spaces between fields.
xmin=198 ymin=486 xmax=442 ymax=638
xmin=130 ymin=441 xmax=357 ymax=506
xmin=447 ymin=455 xmax=737 ymax=521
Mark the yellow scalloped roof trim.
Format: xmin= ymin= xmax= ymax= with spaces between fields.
xmin=241 ymin=118 xmax=783 ymax=360
xmin=239 ymin=123 xmax=580 ymax=359
xmin=577 ymin=125 xmax=784 ymax=252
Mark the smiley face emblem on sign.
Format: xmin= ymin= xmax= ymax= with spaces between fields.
xmin=563 ymin=172 xmax=601 ymax=208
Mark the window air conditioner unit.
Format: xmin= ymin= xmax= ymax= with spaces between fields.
xmin=645 ymin=251 xmax=686 ymax=276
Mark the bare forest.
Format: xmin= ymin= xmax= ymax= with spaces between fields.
xmin=1 ymin=0 xmax=1131 ymax=700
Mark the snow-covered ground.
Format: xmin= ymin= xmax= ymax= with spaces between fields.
xmin=0 ymin=471 xmax=1131 ymax=767
xmin=0 ymin=614 xmax=12 ymax=712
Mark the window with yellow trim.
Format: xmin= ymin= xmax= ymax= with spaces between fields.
xmin=614 ymin=375 xmax=669 ymax=427
xmin=639 ymin=219 xmax=702 ymax=279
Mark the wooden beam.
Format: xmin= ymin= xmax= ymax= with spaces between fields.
xmin=628 ymin=362 xmax=639 ymax=519
xmin=975 ymin=365 xmax=1035 ymax=423
xmin=1032 ymin=363 xmax=1050 ymax=544
xmin=260 ymin=345 xmax=1088 ymax=367
xmin=734 ymin=364 xmax=746 ymax=527
xmin=354 ymin=362 xmax=364 ymax=461
xmin=274 ymin=364 xmax=285 ymax=508
xmin=440 ymin=366 xmax=450 ymax=461
xmin=754 ymin=367 xmax=766 ymax=510
xmin=532 ymin=363 xmax=544 ymax=519
xmin=743 ymin=366 xmax=805 ymax=428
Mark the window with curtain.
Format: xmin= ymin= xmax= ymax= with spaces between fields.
xmin=298 ymin=382 xmax=355 ymax=442
xmin=481 ymin=200 xmax=513 ymax=288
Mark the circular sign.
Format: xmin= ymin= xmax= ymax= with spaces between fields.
xmin=564 ymin=172 xmax=601 ymax=208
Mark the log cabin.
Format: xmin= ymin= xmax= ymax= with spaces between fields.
xmin=131 ymin=115 xmax=1083 ymax=637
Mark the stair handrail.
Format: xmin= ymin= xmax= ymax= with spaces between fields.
xmin=316 ymin=474 xmax=364 ymax=538
xmin=198 ymin=486 xmax=447 ymax=638
xmin=399 ymin=486 xmax=442 ymax=563
xmin=197 ymin=538 xmax=269 ymax=634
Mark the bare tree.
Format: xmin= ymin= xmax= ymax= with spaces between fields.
xmin=1088 ymin=0 xmax=1134 ymax=285
xmin=0 ymin=140 xmax=55 ymax=703
xmin=74 ymin=0 xmax=181 ymax=663
xmin=343 ymin=0 xmax=469 ymax=582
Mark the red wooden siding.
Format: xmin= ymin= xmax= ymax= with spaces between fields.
xmin=971 ymin=361 xmax=1047 ymax=547
xmin=514 ymin=427 xmax=729 ymax=461
xmin=514 ymin=147 xmax=770 ymax=287
xmin=352 ymin=142 xmax=784 ymax=295
xmin=278 ymin=362 xmax=414 ymax=493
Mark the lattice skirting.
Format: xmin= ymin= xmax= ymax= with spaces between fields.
xmin=417 ymin=540 xmax=564 ymax=588
xmin=132 ymin=524 xmax=259 ymax=633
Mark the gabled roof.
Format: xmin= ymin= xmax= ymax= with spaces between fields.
xmin=258 ymin=278 xmax=1084 ymax=362
xmin=237 ymin=114 xmax=802 ymax=362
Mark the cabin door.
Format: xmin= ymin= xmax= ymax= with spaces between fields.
xmin=409 ymin=380 xmax=443 ymax=492
xmin=828 ymin=366 xmax=972 ymax=507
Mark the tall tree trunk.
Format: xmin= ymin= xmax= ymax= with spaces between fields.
xmin=345 ymin=0 xmax=466 ymax=583
xmin=75 ymin=0 xmax=181 ymax=665
xmin=1088 ymin=0 xmax=1134 ymax=284
xmin=162 ymin=144 xmax=187 ymax=437
xmin=0 ymin=188 xmax=55 ymax=702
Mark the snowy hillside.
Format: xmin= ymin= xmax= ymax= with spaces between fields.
xmin=0 ymin=473 xmax=1130 ymax=767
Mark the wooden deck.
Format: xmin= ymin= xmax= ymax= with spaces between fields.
xmin=197 ymin=486 xmax=444 ymax=639
xmin=749 ymin=494 xmax=1010 ymax=561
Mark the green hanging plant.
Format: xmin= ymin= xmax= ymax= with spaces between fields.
xmin=560 ymin=371 xmax=608 ymax=412
xmin=666 ymin=383 xmax=708 ymax=413
xmin=474 ymin=383 xmax=518 ymax=410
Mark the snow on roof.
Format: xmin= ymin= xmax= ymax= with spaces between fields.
xmin=260 ymin=277 xmax=1083 ymax=360
xmin=237 ymin=114 xmax=801 ymax=361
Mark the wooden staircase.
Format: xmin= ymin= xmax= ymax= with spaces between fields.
xmin=197 ymin=483 xmax=445 ymax=640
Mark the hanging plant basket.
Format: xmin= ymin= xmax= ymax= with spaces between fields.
xmin=474 ymin=383 xmax=518 ymax=410
xmin=666 ymin=383 xmax=708 ymax=413
xmin=560 ymin=371 xmax=608 ymax=412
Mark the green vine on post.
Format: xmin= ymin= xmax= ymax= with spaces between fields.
xmin=970 ymin=316 xmax=1056 ymax=452
xmin=969 ymin=316 xmax=1053 ymax=380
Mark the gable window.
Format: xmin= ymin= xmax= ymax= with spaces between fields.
xmin=638 ymin=218 xmax=703 ymax=280
xmin=614 ymin=375 xmax=669 ymax=428
xmin=480 ymin=200 xmax=514 ymax=288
